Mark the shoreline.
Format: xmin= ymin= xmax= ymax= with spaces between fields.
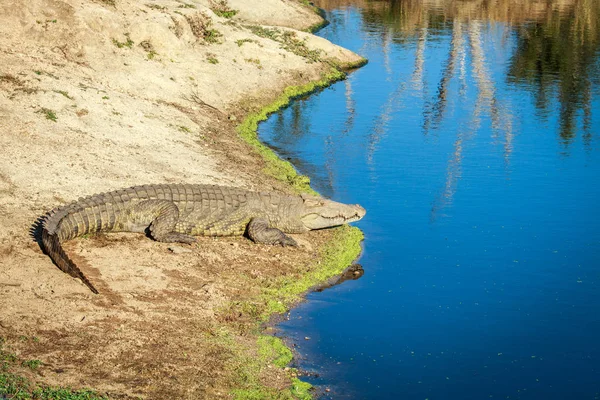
xmin=0 ymin=0 xmax=366 ymax=398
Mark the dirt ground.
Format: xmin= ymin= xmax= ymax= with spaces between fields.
xmin=0 ymin=0 xmax=363 ymax=398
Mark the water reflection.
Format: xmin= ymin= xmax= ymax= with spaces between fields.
xmin=318 ymin=0 xmax=599 ymax=147
xmin=313 ymin=0 xmax=598 ymax=215
xmin=507 ymin=0 xmax=600 ymax=144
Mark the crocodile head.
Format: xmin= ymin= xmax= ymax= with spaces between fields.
xmin=299 ymin=194 xmax=366 ymax=230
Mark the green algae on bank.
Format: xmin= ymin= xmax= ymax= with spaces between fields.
xmin=237 ymin=68 xmax=346 ymax=194
xmin=228 ymin=334 xmax=306 ymax=399
xmin=233 ymin=63 xmax=366 ymax=398
xmin=225 ymin=225 xmax=364 ymax=399
xmin=259 ymin=225 xmax=364 ymax=319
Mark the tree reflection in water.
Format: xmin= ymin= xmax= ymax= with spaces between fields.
xmin=315 ymin=0 xmax=599 ymax=215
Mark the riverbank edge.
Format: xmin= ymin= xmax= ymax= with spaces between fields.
xmin=236 ymin=62 xmax=366 ymax=195
xmin=229 ymin=66 xmax=366 ymax=398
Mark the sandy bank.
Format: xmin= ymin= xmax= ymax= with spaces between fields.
xmin=0 ymin=0 xmax=365 ymax=398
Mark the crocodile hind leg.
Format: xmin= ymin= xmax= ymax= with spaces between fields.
xmin=132 ymin=200 xmax=196 ymax=244
xmin=247 ymin=217 xmax=298 ymax=246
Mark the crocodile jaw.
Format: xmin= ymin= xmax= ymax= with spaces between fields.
xmin=300 ymin=197 xmax=366 ymax=230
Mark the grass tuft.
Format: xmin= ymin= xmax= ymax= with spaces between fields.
xmin=37 ymin=108 xmax=57 ymax=122
xmin=235 ymin=38 xmax=257 ymax=47
xmin=291 ymin=378 xmax=313 ymax=400
xmin=186 ymin=13 xmax=222 ymax=44
xmin=248 ymin=26 xmax=321 ymax=63
xmin=21 ymin=359 xmax=42 ymax=370
xmin=53 ymin=90 xmax=73 ymax=100
xmin=257 ymin=336 xmax=292 ymax=368
xmin=211 ymin=0 xmax=238 ymax=18
xmin=112 ymin=33 xmax=133 ymax=49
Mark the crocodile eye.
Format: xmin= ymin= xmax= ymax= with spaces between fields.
xmin=302 ymin=197 xmax=323 ymax=207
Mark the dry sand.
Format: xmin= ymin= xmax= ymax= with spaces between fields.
xmin=0 ymin=0 xmax=364 ymax=398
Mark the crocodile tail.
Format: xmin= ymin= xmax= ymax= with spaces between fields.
xmin=41 ymin=217 xmax=99 ymax=294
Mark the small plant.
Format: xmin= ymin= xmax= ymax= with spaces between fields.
xmin=210 ymin=0 xmax=238 ymax=18
xmin=248 ymin=25 xmax=280 ymax=40
xmin=37 ymin=107 xmax=57 ymax=122
xmin=235 ymin=38 xmax=256 ymax=47
xmin=280 ymin=31 xmax=321 ymax=63
xmin=206 ymin=55 xmax=219 ymax=64
xmin=21 ymin=359 xmax=42 ymax=370
xmin=177 ymin=2 xmax=196 ymax=8
xmin=179 ymin=126 xmax=192 ymax=133
xmin=185 ymin=13 xmax=222 ymax=44
xmin=245 ymin=58 xmax=262 ymax=69
xmin=247 ymin=26 xmax=321 ymax=63
xmin=102 ymin=96 xmax=109 ymax=100
xmin=204 ymin=28 xmax=222 ymax=44
xmin=138 ymin=40 xmax=158 ymax=60
xmin=53 ymin=90 xmax=73 ymax=100
xmin=146 ymin=3 xmax=166 ymax=10
xmin=112 ymin=33 xmax=134 ymax=49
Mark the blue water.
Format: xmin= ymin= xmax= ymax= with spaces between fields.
xmin=259 ymin=2 xmax=600 ymax=399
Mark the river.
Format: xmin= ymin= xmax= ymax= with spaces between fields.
xmin=259 ymin=1 xmax=600 ymax=399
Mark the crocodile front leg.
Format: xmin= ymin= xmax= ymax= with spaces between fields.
xmin=247 ymin=217 xmax=298 ymax=246
xmin=132 ymin=200 xmax=196 ymax=244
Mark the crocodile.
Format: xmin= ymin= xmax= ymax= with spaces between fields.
xmin=41 ymin=183 xmax=366 ymax=294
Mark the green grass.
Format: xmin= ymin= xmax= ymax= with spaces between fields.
xmin=248 ymin=26 xmax=280 ymax=41
xmin=214 ymin=9 xmax=237 ymax=18
xmin=290 ymin=378 xmax=312 ymax=400
xmin=257 ymin=336 xmax=292 ymax=368
xmin=21 ymin=360 xmax=41 ymax=370
xmin=1 ymin=339 xmax=106 ymax=399
xmin=247 ymin=26 xmax=322 ymax=63
xmin=146 ymin=3 xmax=166 ymax=10
xmin=230 ymin=334 xmax=313 ymax=400
xmin=244 ymin=58 xmax=261 ymax=68
xmin=235 ymin=38 xmax=257 ymax=47
xmin=112 ymin=33 xmax=133 ymax=49
xmin=280 ymin=31 xmax=322 ymax=63
xmin=212 ymin=1 xmax=238 ymax=18
xmin=37 ymin=108 xmax=57 ymax=122
xmin=177 ymin=2 xmax=196 ymax=8
xmin=204 ymin=28 xmax=223 ymax=44
xmin=53 ymin=90 xmax=73 ymax=100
